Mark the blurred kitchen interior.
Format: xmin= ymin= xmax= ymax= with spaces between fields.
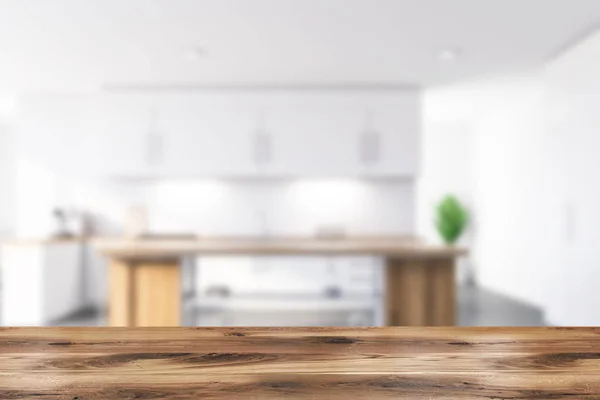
xmin=1 ymin=0 xmax=599 ymax=327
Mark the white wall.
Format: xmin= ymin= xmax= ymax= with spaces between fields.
xmin=0 ymin=125 xmax=16 ymax=234
xmin=417 ymin=120 xmax=475 ymax=282
xmin=422 ymin=72 xmax=554 ymax=310
xmin=0 ymin=96 xmax=16 ymax=234
xmin=543 ymin=29 xmax=600 ymax=325
xmin=423 ymin=58 xmax=600 ymax=325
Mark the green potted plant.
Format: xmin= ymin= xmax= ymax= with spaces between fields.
xmin=435 ymin=195 xmax=469 ymax=245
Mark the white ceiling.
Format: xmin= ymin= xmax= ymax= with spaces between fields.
xmin=1 ymin=0 xmax=600 ymax=91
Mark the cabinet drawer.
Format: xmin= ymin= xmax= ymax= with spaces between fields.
xmin=196 ymin=256 xmax=382 ymax=296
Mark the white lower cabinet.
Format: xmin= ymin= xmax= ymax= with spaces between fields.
xmin=83 ymin=243 xmax=108 ymax=312
xmin=194 ymin=255 xmax=382 ymax=326
xmin=196 ymin=256 xmax=381 ymax=297
xmin=0 ymin=242 xmax=82 ymax=325
xmin=332 ymin=256 xmax=383 ymax=295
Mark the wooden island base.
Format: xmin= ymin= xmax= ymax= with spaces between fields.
xmin=109 ymin=255 xmax=455 ymax=327
xmin=109 ymin=260 xmax=182 ymax=327
xmin=386 ymin=258 xmax=455 ymax=326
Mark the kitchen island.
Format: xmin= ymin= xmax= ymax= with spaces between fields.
xmin=1 ymin=327 xmax=598 ymax=399
xmin=95 ymin=237 xmax=466 ymax=327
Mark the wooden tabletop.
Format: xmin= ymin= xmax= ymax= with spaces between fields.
xmin=1 ymin=327 xmax=599 ymax=399
xmin=94 ymin=236 xmax=467 ymax=260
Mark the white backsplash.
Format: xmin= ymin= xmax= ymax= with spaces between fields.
xmin=14 ymin=157 xmax=415 ymax=237
xmin=146 ymin=178 xmax=414 ymax=236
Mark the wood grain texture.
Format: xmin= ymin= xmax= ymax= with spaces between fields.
xmin=134 ymin=262 xmax=181 ymax=327
xmin=109 ymin=260 xmax=181 ymax=327
xmin=1 ymin=327 xmax=599 ymax=399
xmin=430 ymin=259 xmax=456 ymax=326
xmin=385 ymin=259 xmax=456 ymax=326
xmin=398 ymin=261 xmax=428 ymax=326
xmin=384 ymin=260 xmax=401 ymax=326
xmin=108 ymin=260 xmax=134 ymax=327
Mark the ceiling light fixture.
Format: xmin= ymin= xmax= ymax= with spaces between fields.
xmin=185 ymin=47 xmax=208 ymax=61
xmin=437 ymin=48 xmax=461 ymax=62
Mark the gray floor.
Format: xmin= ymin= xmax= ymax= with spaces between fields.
xmin=53 ymin=285 xmax=545 ymax=326
xmin=458 ymin=284 xmax=545 ymax=326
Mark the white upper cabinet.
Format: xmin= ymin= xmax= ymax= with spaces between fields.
xmin=239 ymin=90 xmax=420 ymax=177
xmin=354 ymin=92 xmax=421 ymax=176
xmin=149 ymin=93 xmax=256 ymax=177
xmin=16 ymin=89 xmax=420 ymax=179
xmin=259 ymin=92 xmax=359 ymax=176
xmin=145 ymin=89 xmax=420 ymax=178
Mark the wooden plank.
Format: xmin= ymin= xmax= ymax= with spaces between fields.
xmin=2 ymin=373 xmax=600 ymax=399
xmin=1 ymin=327 xmax=600 ymax=354
xmin=133 ymin=260 xmax=181 ymax=327
xmin=0 ymin=328 xmax=600 ymax=399
xmin=429 ymin=259 xmax=456 ymax=326
xmin=108 ymin=260 xmax=134 ymax=327
xmin=4 ymin=350 xmax=600 ymax=374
